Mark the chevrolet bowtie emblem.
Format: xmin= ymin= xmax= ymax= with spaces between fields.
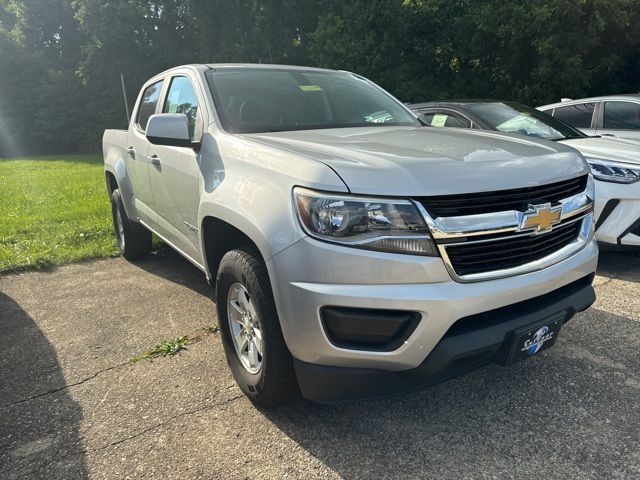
xmin=520 ymin=203 xmax=562 ymax=234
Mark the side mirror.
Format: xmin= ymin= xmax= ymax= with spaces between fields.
xmin=146 ymin=113 xmax=193 ymax=147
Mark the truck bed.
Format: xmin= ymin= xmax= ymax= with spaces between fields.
xmin=102 ymin=129 xmax=128 ymax=172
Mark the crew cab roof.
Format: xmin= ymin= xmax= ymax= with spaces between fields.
xmin=154 ymin=63 xmax=352 ymax=76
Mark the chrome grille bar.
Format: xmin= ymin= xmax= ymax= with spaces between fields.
xmin=413 ymin=175 xmax=595 ymax=283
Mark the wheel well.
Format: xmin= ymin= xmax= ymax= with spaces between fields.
xmin=202 ymin=217 xmax=264 ymax=284
xmin=105 ymin=171 xmax=118 ymax=194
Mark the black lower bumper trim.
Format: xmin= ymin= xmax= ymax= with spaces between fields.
xmin=321 ymin=306 xmax=421 ymax=351
xmin=294 ymin=274 xmax=595 ymax=404
xmin=617 ymin=215 xmax=640 ymax=245
xmin=595 ymin=199 xmax=620 ymax=232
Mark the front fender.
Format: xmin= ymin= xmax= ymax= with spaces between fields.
xmin=198 ymin=200 xmax=304 ymax=279
xmin=196 ymin=133 xmax=348 ymax=279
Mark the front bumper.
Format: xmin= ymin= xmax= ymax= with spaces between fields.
xmin=267 ymin=236 xmax=598 ymax=372
xmin=294 ymin=273 xmax=595 ymax=403
xmin=594 ymin=180 xmax=640 ymax=246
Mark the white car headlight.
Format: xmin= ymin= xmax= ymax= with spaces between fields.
xmin=586 ymin=158 xmax=640 ymax=184
xmin=294 ymin=187 xmax=438 ymax=256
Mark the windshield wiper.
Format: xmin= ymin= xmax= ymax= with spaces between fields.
xmin=550 ymin=135 xmax=581 ymax=141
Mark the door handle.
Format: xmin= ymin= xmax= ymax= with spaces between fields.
xmin=149 ymin=154 xmax=161 ymax=167
xmin=126 ymin=146 xmax=135 ymax=156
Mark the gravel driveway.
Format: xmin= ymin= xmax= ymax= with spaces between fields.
xmin=1 ymin=249 xmax=639 ymax=479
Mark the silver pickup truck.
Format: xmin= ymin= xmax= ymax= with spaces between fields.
xmin=103 ymin=64 xmax=598 ymax=405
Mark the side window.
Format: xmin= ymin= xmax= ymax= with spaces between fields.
xmin=136 ymin=80 xmax=163 ymax=131
xmin=419 ymin=111 xmax=470 ymax=128
xmin=603 ymin=101 xmax=640 ymax=129
xmin=418 ymin=112 xmax=437 ymax=124
xmin=552 ymin=103 xmax=595 ymax=128
xmin=163 ymin=76 xmax=200 ymax=141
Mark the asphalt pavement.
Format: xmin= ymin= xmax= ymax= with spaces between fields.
xmin=1 ymin=248 xmax=639 ymax=479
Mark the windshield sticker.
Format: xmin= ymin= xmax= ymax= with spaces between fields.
xmin=299 ymin=85 xmax=323 ymax=92
xmin=431 ymin=114 xmax=448 ymax=127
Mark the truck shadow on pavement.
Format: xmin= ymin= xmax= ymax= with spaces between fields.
xmin=122 ymin=246 xmax=639 ymax=477
xmin=0 ymin=292 xmax=88 ymax=479
xmin=131 ymin=243 xmax=212 ymax=297
xmin=597 ymin=250 xmax=640 ymax=283
xmin=262 ymin=305 xmax=640 ymax=479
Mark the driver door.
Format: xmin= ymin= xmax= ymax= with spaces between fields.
xmin=147 ymin=75 xmax=203 ymax=261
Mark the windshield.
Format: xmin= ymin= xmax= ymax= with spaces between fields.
xmin=466 ymin=102 xmax=586 ymax=140
xmin=205 ymin=68 xmax=419 ymax=134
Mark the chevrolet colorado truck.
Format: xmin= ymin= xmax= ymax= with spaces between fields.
xmin=103 ymin=64 xmax=598 ymax=405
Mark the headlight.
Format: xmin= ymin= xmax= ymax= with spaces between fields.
xmin=294 ymin=187 xmax=438 ymax=256
xmin=586 ymin=158 xmax=640 ymax=184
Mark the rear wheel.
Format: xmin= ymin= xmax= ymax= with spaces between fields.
xmin=110 ymin=189 xmax=152 ymax=260
xmin=216 ymin=248 xmax=298 ymax=406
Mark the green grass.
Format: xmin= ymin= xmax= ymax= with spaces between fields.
xmin=0 ymin=154 xmax=118 ymax=273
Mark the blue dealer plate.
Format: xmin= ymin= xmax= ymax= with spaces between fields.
xmin=508 ymin=319 xmax=563 ymax=364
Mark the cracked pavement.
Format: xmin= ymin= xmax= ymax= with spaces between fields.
xmin=1 ymin=249 xmax=639 ymax=479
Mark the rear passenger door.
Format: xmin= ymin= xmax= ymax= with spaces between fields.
xmin=597 ymin=101 xmax=640 ymax=140
xmin=148 ymin=74 xmax=204 ymax=261
xmin=550 ymin=102 xmax=597 ymax=136
xmin=125 ymin=79 xmax=164 ymax=225
xmin=416 ymin=109 xmax=472 ymax=129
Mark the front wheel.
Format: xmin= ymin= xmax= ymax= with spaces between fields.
xmin=216 ymin=248 xmax=298 ymax=406
xmin=110 ymin=189 xmax=152 ymax=260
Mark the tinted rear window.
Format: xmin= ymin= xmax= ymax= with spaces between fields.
xmin=552 ymin=103 xmax=595 ymax=128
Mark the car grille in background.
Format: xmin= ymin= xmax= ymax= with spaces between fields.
xmin=417 ymin=175 xmax=588 ymax=217
xmin=445 ymin=220 xmax=582 ymax=276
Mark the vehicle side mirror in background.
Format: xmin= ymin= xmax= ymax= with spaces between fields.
xmin=146 ymin=114 xmax=193 ymax=148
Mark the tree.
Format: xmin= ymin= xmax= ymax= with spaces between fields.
xmin=1 ymin=0 xmax=640 ymax=157
xmin=311 ymin=0 xmax=640 ymax=104
xmin=0 ymin=0 xmax=86 ymax=156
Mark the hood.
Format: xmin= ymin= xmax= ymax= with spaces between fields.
xmin=560 ymin=136 xmax=640 ymax=166
xmin=241 ymin=126 xmax=589 ymax=196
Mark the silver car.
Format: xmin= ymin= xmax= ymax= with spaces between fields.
xmin=538 ymin=95 xmax=640 ymax=140
xmin=103 ymin=65 xmax=598 ymax=405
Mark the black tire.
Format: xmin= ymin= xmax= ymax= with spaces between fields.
xmin=216 ymin=248 xmax=298 ymax=406
xmin=110 ymin=189 xmax=152 ymax=260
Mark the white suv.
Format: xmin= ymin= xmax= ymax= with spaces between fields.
xmin=103 ymin=65 xmax=598 ymax=405
xmin=539 ymin=95 xmax=640 ymax=141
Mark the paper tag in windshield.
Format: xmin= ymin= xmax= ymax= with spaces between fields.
xmin=431 ymin=114 xmax=448 ymax=127
xmin=299 ymin=85 xmax=322 ymax=92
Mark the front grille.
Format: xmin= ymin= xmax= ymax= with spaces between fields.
xmin=418 ymin=175 xmax=587 ymax=217
xmin=445 ymin=220 xmax=582 ymax=276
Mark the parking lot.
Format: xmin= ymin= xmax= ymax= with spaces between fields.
xmin=1 ymin=249 xmax=639 ymax=479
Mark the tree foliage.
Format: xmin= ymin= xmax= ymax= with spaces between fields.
xmin=1 ymin=0 xmax=638 ymax=156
